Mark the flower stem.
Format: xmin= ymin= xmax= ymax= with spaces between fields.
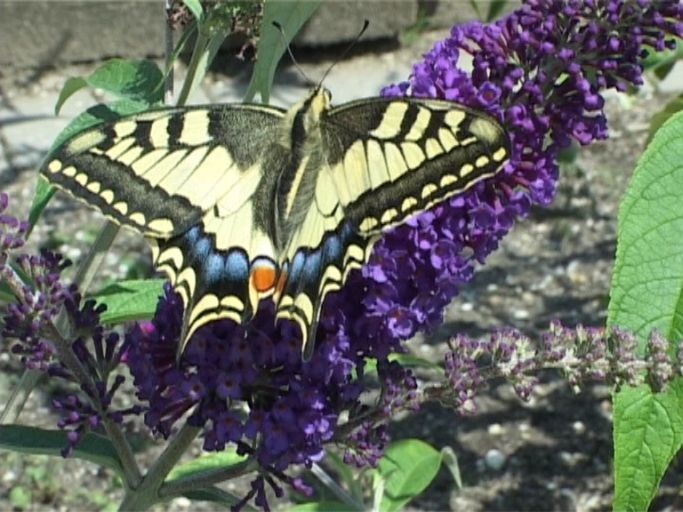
xmin=119 ymin=422 xmax=201 ymax=510
xmin=175 ymin=25 xmax=210 ymax=107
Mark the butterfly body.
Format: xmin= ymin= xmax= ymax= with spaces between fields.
xmin=42 ymin=86 xmax=509 ymax=358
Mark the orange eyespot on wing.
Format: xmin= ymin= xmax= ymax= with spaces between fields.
xmin=250 ymin=264 xmax=277 ymax=293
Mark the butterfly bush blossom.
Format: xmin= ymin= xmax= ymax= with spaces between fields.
xmin=106 ymin=0 xmax=682 ymax=507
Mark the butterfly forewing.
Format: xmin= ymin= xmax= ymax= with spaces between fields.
xmin=321 ymin=97 xmax=509 ymax=234
xmin=43 ymin=105 xmax=286 ymax=238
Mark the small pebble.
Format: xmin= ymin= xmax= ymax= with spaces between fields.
xmin=484 ymin=449 xmax=506 ymax=471
xmin=488 ymin=423 xmax=504 ymax=436
xmin=572 ymin=421 xmax=586 ymax=434
xmin=460 ymin=302 xmax=473 ymax=312
xmin=512 ymin=308 xmax=530 ymax=320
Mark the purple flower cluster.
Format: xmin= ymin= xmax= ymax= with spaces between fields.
xmin=123 ymin=1 xmax=681 ymax=509
xmin=442 ymin=321 xmax=680 ymax=413
xmin=1 ymin=192 xmax=140 ymax=453
xmin=0 ymin=192 xmax=27 ymax=265
xmin=1 ymin=248 xmax=71 ymax=369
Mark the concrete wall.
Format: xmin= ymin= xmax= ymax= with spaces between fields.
xmin=1 ymin=1 xmax=507 ymax=69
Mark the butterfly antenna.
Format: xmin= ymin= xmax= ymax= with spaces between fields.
xmin=319 ymin=19 xmax=370 ymax=85
xmin=272 ymin=21 xmax=313 ymax=85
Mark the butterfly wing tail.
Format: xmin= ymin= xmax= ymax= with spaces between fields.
xmin=275 ymin=222 xmax=376 ymax=359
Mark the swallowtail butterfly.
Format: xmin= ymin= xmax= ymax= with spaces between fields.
xmin=42 ymin=86 xmax=510 ymax=358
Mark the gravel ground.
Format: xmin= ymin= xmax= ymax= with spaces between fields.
xmin=1 ymin=31 xmax=683 ymax=511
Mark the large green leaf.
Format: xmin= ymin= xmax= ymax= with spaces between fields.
xmin=166 ymin=448 xmax=247 ymax=482
xmin=55 ymin=59 xmax=163 ymax=114
xmin=0 ymin=425 xmax=123 ymax=477
xmin=613 ymin=382 xmax=683 ymax=510
xmin=92 ymin=279 xmax=165 ymax=324
xmin=243 ymin=0 xmax=321 ymax=103
xmin=377 ymin=439 xmax=442 ymax=512
xmin=609 ymin=111 xmax=683 ymax=511
xmin=608 ymin=110 xmax=683 ymax=342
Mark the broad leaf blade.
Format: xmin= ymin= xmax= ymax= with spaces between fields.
xmin=0 ymin=425 xmax=123 ymax=477
xmin=608 ymin=110 xmax=683 ymax=342
xmin=609 ymin=111 xmax=683 ymax=511
xmin=93 ymin=279 xmax=165 ymax=324
xmin=244 ymin=0 xmax=321 ymax=103
xmin=166 ymin=448 xmax=248 ymax=482
xmin=86 ymin=59 xmax=164 ymax=104
xmin=289 ymin=502 xmax=357 ymax=512
xmin=377 ymin=439 xmax=442 ymax=512
xmin=613 ymin=382 xmax=683 ymax=510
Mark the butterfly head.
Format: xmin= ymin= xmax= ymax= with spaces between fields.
xmin=302 ymin=86 xmax=332 ymax=126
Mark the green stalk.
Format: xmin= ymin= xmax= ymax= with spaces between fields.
xmin=119 ymin=423 xmax=202 ymax=511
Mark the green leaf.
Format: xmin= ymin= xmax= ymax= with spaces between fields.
xmin=609 ymin=110 xmax=683 ymax=511
xmin=0 ymin=276 xmax=15 ymax=302
xmin=613 ymin=382 xmax=683 ymax=511
xmin=55 ymin=59 xmax=163 ymax=114
xmin=92 ymin=279 xmax=165 ymax=324
xmin=54 ymin=77 xmax=89 ymax=115
xmin=486 ymin=0 xmax=509 ymax=21
xmin=29 ymin=99 xmax=151 ymax=227
xmin=646 ymin=94 xmax=683 ymax=146
xmin=0 ymin=425 xmax=124 ymax=478
xmin=177 ymin=7 xmax=235 ymax=106
xmin=377 ymin=439 xmax=442 ymax=512
xmin=9 ymin=486 xmax=31 ymax=508
xmin=182 ymin=0 xmax=204 ymax=21
xmin=440 ymin=446 xmax=462 ymax=489
xmin=641 ymin=38 xmax=683 ymax=80
xmin=324 ymin=451 xmax=362 ymax=500
xmin=28 ymin=177 xmax=56 ymax=229
xmin=608 ymin=110 xmax=683 ymax=343
xmin=182 ymin=487 xmax=244 ymax=507
xmin=243 ymin=0 xmax=321 ymax=103
xmin=289 ymin=502 xmax=357 ymax=512
xmin=166 ymin=448 xmax=248 ymax=482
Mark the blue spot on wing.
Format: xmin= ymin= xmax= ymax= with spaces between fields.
xmin=204 ymin=253 xmax=225 ymax=282
xmin=226 ymin=250 xmax=250 ymax=279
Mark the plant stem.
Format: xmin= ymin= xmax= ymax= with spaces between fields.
xmin=0 ymin=370 xmax=43 ymax=424
xmin=175 ymin=25 xmax=210 ymax=107
xmin=71 ymin=220 xmax=119 ymax=291
xmin=119 ymin=422 xmax=201 ymax=510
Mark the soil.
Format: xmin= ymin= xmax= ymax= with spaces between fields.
xmin=1 ymin=32 xmax=682 ymax=511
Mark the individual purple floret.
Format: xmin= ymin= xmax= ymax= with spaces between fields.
xmin=124 ymin=1 xmax=682 ymax=509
